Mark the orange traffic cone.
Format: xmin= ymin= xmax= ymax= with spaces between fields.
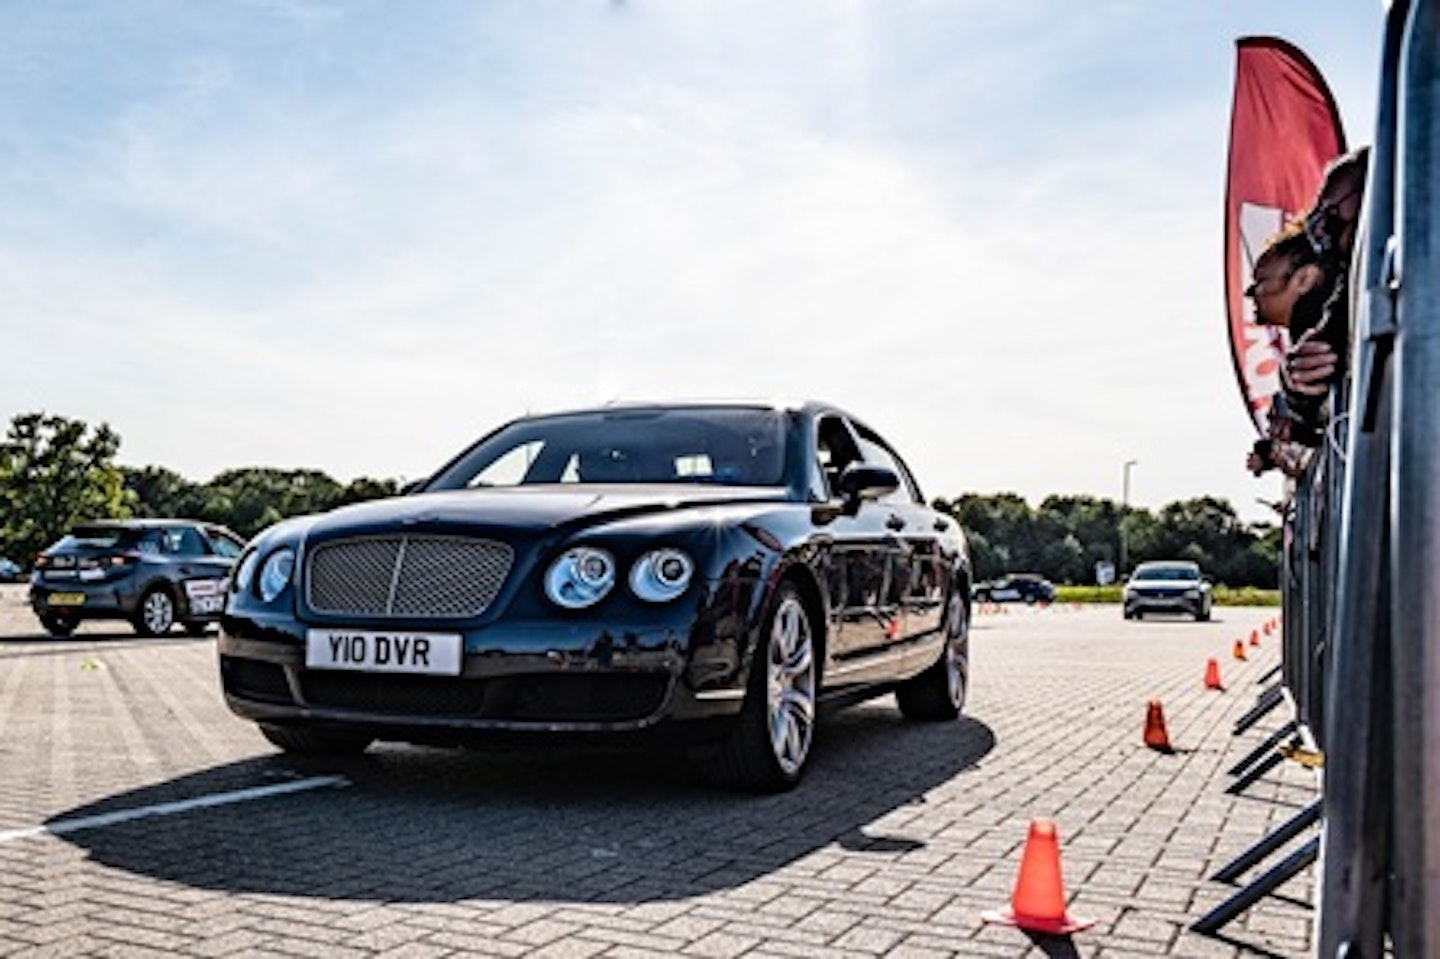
xmin=1143 ymin=699 xmax=1173 ymax=753
xmin=1232 ymin=639 xmax=1247 ymax=661
xmin=982 ymin=819 xmax=1094 ymax=935
xmin=1263 ymin=620 xmax=1275 ymax=636
xmin=1249 ymin=628 xmax=1261 ymax=647
xmin=1204 ymin=658 xmax=1224 ymax=690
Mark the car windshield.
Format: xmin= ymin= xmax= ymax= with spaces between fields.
xmin=427 ymin=406 xmax=790 ymax=489
xmin=1133 ymin=564 xmax=1200 ymax=582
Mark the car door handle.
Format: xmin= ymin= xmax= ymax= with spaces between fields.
xmin=885 ymin=515 xmax=906 ymax=532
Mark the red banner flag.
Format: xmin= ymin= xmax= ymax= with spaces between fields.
xmin=1224 ymin=37 xmax=1346 ymax=435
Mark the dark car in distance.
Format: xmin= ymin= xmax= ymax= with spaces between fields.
xmin=1123 ymin=560 xmax=1213 ymax=621
xmin=219 ymin=401 xmax=973 ymax=791
xmin=30 ymin=520 xmax=246 ymax=637
xmin=973 ymin=573 xmax=1055 ymax=605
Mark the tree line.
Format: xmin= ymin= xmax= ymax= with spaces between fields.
xmin=934 ymin=493 xmax=1281 ymax=588
xmin=0 ymin=413 xmax=1280 ymax=586
xmin=0 ymin=413 xmax=396 ymax=563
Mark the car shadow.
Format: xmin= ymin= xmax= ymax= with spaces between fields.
xmin=48 ymin=706 xmax=996 ymax=904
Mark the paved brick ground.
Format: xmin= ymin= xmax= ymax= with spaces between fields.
xmin=0 ymin=583 xmax=1315 ymax=957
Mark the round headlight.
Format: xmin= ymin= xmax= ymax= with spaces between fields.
xmin=232 ymin=550 xmax=258 ymax=594
xmin=630 ymin=548 xmax=694 ymax=603
xmin=545 ymin=547 xmax=616 ymax=609
xmin=258 ymin=548 xmax=295 ymax=604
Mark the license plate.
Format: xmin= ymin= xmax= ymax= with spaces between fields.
xmin=47 ymin=593 xmax=86 ymax=607
xmin=184 ymin=579 xmax=226 ymax=616
xmin=190 ymin=595 xmax=224 ymax=615
xmin=306 ymin=629 xmax=462 ymax=675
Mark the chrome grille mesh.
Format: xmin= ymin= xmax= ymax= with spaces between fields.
xmin=306 ymin=535 xmax=513 ymax=618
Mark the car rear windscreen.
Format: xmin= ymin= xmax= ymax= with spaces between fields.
xmin=57 ymin=527 xmax=146 ymax=550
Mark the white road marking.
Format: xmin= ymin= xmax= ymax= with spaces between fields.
xmin=0 ymin=775 xmax=350 ymax=844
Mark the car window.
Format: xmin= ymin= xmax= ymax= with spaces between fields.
xmin=206 ymin=529 xmax=245 ymax=558
xmin=815 ymin=416 xmax=862 ymax=498
xmin=468 ymin=440 xmax=544 ymax=488
xmin=61 ymin=526 xmax=145 ymax=550
xmin=851 ymin=423 xmax=919 ymax=505
xmin=160 ymin=527 xmax=208 ymax=557
xmin=1133 ymin=564 xmax=1201 ymax=582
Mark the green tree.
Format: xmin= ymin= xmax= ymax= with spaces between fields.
xmin=122 ymin=465 xmax=208 ymax=518
xmin=934 ymin=490 xmax=1277 ymax=588
xmin=0 ymin=413 xmax=131 ymax=562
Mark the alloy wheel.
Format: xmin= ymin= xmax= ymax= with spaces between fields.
xmin=944 ymin=593 xmax=969 ymax=708
xmin=143 ymin=591 xmax=175 ymax=635
xmin=766 ymin=593 xmax=816 ymax=776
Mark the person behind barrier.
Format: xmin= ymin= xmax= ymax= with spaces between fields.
xmin=1245 ymin=223 xmax=1326 ymax=330
xmin=1243 ymin=225 xmax=1328 ymax=468
xmin=1283 ymin=147 xmax=1371 ymax=413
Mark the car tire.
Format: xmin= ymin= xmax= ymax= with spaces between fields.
xmin=1196 ymin=606 xmax=1211 ymax=622
xmin=39 ymin=614 xmax=77 ymax=638
xmin=132 ymin=587 xmax=177 ymax=637
xmin=259 ymin=723 xmax=373 ymax=756
xmin=708 ymin=582 xmax=817 ymax=793
xmin=1024 ymin=593 xmax=1036 ymax=605
xmin=896 ymin=591 xmax=968 ymax=721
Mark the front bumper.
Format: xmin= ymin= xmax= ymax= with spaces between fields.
xmin=218 ymin=610 xmax=748 ymax=741
xmin=1125 ymin=592 xmax=1206 ymax=616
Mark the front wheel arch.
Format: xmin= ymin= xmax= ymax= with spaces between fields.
xmin=706 ymin=576 xmax=823 ymax=792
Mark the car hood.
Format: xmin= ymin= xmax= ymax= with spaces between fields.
xmin=302 ymin=485 xmax=792 ymax=540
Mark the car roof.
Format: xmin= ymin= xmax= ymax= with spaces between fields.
xmin=502 ymin=398 xmax=871 ymax=424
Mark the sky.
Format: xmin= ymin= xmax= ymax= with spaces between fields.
xmin=0 ymin=1 xmax=1386 ymax=523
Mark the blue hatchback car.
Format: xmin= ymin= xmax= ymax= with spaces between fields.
xmin=30 ymin=520 xmax=246 ymax=638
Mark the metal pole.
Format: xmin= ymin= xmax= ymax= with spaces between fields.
xmin=1192 ymin=837 xmax=1320 ymax=937
xmin=1121 ymin=459 xmax=1137 ymax=575
xmin=1390 ymin=3 xmax=1440 ymax=953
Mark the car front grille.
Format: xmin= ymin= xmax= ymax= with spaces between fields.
xmin=306 ymin=535 xmax=513 ymax=619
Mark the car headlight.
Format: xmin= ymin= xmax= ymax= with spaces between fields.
xmin=258 ymin=548 xmax=296 ymax=604
xmin=545 ymin=547 xmax=616 ymax=609
xmin=630 ymin=548 xmax=694 ymax=603
xmin=232 ymin=550 xmax=259 ymax=594
xmin=1185 ymin=588 xmax=1200 ymax=599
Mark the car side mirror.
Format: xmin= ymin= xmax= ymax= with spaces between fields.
xmin=837 ymin=463 xmax=899 ymax=510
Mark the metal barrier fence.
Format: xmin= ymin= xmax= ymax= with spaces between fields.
xmin=1198 ymin=4 xmax=1440 ymax=952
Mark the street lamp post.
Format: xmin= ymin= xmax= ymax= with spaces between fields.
xmin=1121 ymin=460 xmax=1138 ymax=575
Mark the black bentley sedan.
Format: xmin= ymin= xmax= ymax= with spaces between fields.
xmin=219 ymin=402 xmax=972 ymax=791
